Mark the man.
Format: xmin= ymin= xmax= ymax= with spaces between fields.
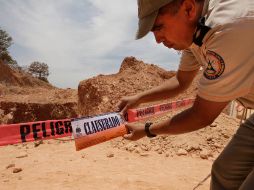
xmin=118 ymin=0 xmax=254 ymax=189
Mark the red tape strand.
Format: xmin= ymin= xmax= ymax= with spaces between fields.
xmin=127 ymin=98 xmax=194 ymax=122
xmin=0 ymin=99 xmax=194 ymax=147
xmin=0 ymin=119 xmax=72 ymax=146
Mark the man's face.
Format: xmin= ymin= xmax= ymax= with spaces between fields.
xmin=151 ymin=2 xmax=197 ymax=50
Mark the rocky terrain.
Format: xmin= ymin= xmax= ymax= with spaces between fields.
xmin=111 ymin=110 xmax=239 ymax=160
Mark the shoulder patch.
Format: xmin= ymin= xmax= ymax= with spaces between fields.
xmin=204 ymin=50 xmax=225 ymax=80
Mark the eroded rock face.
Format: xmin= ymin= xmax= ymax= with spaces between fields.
xmin=78 ymin=57 xmax=176 ymax=116
xmin=0 ymin=101 xmax=77 ymax=124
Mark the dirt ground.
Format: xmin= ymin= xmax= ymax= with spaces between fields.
xmin=0 ymin=138 xmax=213 ymax=190
xmin=0 ymin=110 xmax=240 ymax=190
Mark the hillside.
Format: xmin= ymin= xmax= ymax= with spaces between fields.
xmin=0 ymin=60 xmax=78 ymax=124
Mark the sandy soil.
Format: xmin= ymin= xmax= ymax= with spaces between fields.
xmin=0 ymin=138 xmax=213 ymax=190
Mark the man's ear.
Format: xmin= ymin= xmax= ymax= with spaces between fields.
xmin=181 ymin=0 xmax=197 ymax=21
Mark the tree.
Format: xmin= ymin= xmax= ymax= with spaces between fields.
xmin=28 ymin=61 xmax=49 ymax=82
xmin=0 ymin=28 xmax=16 ymax=64
xmin=0 ymin=28 xmax=12 ymax=51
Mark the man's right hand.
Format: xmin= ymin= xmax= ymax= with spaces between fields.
xmin=117 ymin=95 xmax=141 ymax=116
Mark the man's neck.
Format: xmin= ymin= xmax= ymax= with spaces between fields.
xmin=197 ymin=0 xmax=205 ymax=20
xmin=193 ymin=1 xmax=205 ymax=32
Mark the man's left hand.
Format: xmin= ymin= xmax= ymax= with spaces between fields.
xmin=124 ymin=123 xmax=147 ymax=141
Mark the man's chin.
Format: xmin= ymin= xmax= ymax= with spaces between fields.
xmin=163 ymin=43 xmax=188 ymax=50
xmin=173 ymin=47 xmax=183 ymax=51
xmin=173 ymin=44 xmax=190 ymax=51
xmin=172 ymin=46 xmax=185 ymax=51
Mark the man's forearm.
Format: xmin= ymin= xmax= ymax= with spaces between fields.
xmin=150 ymin=107 xmax=209 ymax=135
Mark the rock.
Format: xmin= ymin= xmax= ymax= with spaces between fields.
xmin=10 ymin=107 xmax=17 ymax=112
xmin=153 ymin=145 xmax=161 ymax=151
xmin=210 ymin=123 xmax=217 ymax=128
xmin=140 ymin=145 xmax=149 ymax=151
xmin=222 ymin=133 xmax=230 ymax=139
xmin=6 ymin=164 xmax=15 ymax=169
xmin=133 ymin=147 xmax=140 ymax=154
xmin=3 ymin=112 xmax=14 ymax=123
xmin=34 ymin=140 xmax=43 ymax=147
xmin=206 ymin=136 xmax=213 ymax=141
xmin=200 ymin=149 xmax=209 ymax=159
xmin=16 ymin=153 xmax=28 ymax=159
xmin=0 ymin=109 xmax=4 ymax=116
xmin=125 ymin=143 xmax=136 ymax=152
xmin=139 ymin=153 xmax=149 ymax=157
xmin=157 ymin=150 xmax=163 ymax=154
xmin=13 ymin=168 xmax=22 ymax=173
xmin=107 ymin=152 xmax=114 ymax=158
xmin=213 ymin=143 xmax=221 ymax=148
xmin=177 ymin=149 xmax=188 ymax=156
xmin=6 ymin=112 xmax=13 ymax=120
xmin=186 ymin=145 xmax=201 ymax=152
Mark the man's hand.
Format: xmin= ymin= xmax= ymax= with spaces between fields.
xmin=117 ymin=70 xmax=198 ymax=115
xmin=123 ymin=122 xmax=146 ymax=141
xmin=117 ymin=95 xmax=140 ymax=115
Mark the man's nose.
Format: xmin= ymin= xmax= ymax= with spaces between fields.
xmin=153 ymin=31 xmax=163 ymax=44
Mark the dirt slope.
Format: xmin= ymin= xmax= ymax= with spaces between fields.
xmin=0 ymin=60 xmax=78 ymax=124
xmin=78 ymin=57 xmax=199 ymax=116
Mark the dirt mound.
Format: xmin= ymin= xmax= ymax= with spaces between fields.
xmin=0 ymin=60 xmax=78 ymax=124
xmin=0 ymin=101 xmax=77 ymax=124
xmin=78 ymin=57 xmax=198 ymax=116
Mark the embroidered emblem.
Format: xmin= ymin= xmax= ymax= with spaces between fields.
xmin=204 ymin=50 xmax=225 ymax=80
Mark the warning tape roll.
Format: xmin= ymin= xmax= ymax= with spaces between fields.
xmin=71 ymin=112 xmax=127 ymax=151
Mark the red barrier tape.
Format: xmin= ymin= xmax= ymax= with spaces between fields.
xmin=127 ymin=98 xmax=194 ymax=122
xmin=0 ymin=99 xmax=194 ymax=147
xmin=0 ymin=119 xmax=72 ymax=146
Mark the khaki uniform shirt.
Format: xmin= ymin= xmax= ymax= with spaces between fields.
xmin=179 ymin=0 xmax=254 ymax=108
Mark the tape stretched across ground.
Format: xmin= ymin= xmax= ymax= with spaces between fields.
xmin=0 ymin=98 xmax=194 ymax=148
xmin=127 ymin=98 xmax=194 ymax=122
xmin=0 ymin=119 xmax=72 ymax=146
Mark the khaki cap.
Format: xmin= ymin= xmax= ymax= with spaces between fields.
xmin=136 ymin=0 xmax=174 ymax=39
